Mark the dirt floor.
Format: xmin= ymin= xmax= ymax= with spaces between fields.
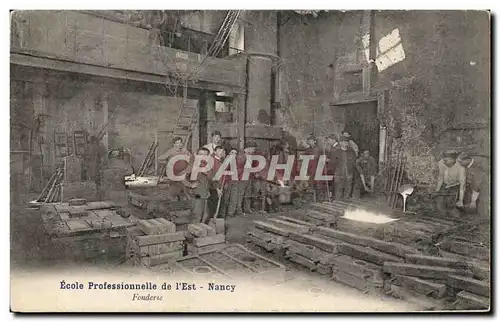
xmin=10 ymin=190 xmax=423 ymax=312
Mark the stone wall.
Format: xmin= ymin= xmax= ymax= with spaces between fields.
xmin=278 ymin=10 xmax=490 ymax=189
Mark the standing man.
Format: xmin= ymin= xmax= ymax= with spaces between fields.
xmin=85 ymin=135 xmax=106 ymax=200
xmin=226 ymin=147 xmax=246 ymax=217
xmin=325 ymin=134 xmax=339 ymax=153
xmin=242 ymin=141 xmax=258 ymax=214
xmin=457 ymin=152 xmax=487 ymax=214
xmin=332 ymin=135 xmax=357 ymax=200
xmin=203 ymin=130 xmax=224 ymax=156
xmin=209 ymin=145 xmax=230 ymax=219
xmin=341 ymin=130 xmax=359 ymax=157
xmin=355 ymin=149 xmax=378 ymax=198
xmin=189 ymin=147 xmax=211 ymax=223
xmin=434 ymin=150 xmax=466 ymax=213
xmin=157 ymin=136 xmax=193 ymax=200
xmin=303 ymin=135 xmax=324 ymax=201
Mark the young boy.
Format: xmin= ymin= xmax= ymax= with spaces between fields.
xmin=189 ymin=147 xmax=211 ymax=223
xmin=226 ymin=147 xmax=246 ymax=217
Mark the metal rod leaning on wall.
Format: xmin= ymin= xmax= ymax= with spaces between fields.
xmin=392 ymin=153 xmax=405 ymax=209
xmin=387 ymin=148 xmax=399 ymax=205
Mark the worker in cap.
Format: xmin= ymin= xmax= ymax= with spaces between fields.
xmin=242 ymin=140 xmax=260 ymax=214
xmin=457 ymin=152 xmax=487 ymax=213
xmin=331 ymin=134 xmax=357 ymax=200
xmin=341 ymin=130 xmax=359 ymax=156
xmin=435 ymin=149 xmax=466 ymax=213
xmin=203 ymin=131 xmax=224 ymax=155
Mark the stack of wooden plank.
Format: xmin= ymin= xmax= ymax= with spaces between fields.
xmin=127 ymin=190 xmax=192 ymax=231
xmin=186 ymin=220 xmax=226 ymax=255
xmin=383 ymin=253 xmax=490 ymax=310
xmin=126 ymin=218 xmax=186 ymax=267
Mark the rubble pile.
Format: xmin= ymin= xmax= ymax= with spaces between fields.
xmin=246 ymin=200 xmax=490 ymax=310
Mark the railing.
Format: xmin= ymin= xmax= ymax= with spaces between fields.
xmin=10 ymin=10 xmax=246 ymax=88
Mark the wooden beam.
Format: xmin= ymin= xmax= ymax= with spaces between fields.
xmin=317 ymin=227 xmax=420 ymax=257
xmin=11 ymin=52 xmax=246 ymax=94
xmin=383 ymin=262 xmax=474 ymax=280
xmin=446 ymin=275 xmax=490 ymax=297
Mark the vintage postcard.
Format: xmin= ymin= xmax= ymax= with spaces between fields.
xmin=9 ymin=9 xmax=491 ymax=313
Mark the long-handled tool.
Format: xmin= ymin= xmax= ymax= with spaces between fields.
xmin=322 ymin=145 xmax=331 ymax=203
xmin=211 ymin=176 xmax=227 ymax=223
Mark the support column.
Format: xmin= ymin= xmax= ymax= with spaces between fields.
xmin=198 ymin=91 xmax=217 ymax=146
xmin=246 ymin=55 xmax=273 ymax=125
xmin=233 ymin=93 xmax=247 ymax=150
xmin=244 ymin=11 xmax=278 ymax=153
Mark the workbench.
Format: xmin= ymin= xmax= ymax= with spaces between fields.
xmin=40 ymin=201 xmax=137 ymax=262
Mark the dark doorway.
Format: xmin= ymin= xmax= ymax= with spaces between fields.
xmin=342 ymin=101 xmax=380 ymax=161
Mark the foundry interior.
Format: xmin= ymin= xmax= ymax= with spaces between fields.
xmin=10 ymin=10 xmax=491 ymax=311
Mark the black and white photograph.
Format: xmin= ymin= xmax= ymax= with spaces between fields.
xmin=8 ymin=8 xmax=491 ymax=313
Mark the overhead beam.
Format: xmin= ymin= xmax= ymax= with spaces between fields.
xmin=11 ymin=51 xmax=246 ymax=94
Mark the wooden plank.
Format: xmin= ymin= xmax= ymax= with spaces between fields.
xmin=194 ymin=234 xmax=225 ymax=247
xmin=186 ymin=242 xmax=227 ymax=255
xmin=446 ymin=275 xmax=490 ymax=297
xmin=339 ymin=243 xmax=403 ymax=266
xmin=254 ymin=221 xmax=291 ymax=236
xmin=267 ymin=219 xmax=310 ymax=234
xmin=288 ymin=232 xmax=342 ymax=253
xmin=143 ymin=250 xmax=184 ymax=267
xmin=393 ymin=275 xmax=447 ymax=298
xmin=285 ymin=251 xmax=317 ymax=271
xmin=148 ymin=218 xmax=168 ymax=234
xmin=138 ymin=219 xmax=161 ymax=235
xmin=135 ymin=231 xmax=186 ymax=246
xmin=68 ymin=198 xmax=87 ymax=206
xmin=154 ymin=218 xmax=177 ymax=233
xmin=317 ymin=227 xmax=419 ymax=257
xmin=308 ymin=203 xmax=345 ymax=216
xmin=246 ymin=235 xmax=274 ymax=252
xmin=285 ymin=239 xmax=332 ymax=262
xmin=332 ymin=267 xmax=382 ymax=293
xmin=330 ymin=254 xmax=383 ymax=283
xmin=405 ymin=254 xmax=474 ymax=271
xmin=383 ymin=262 xmax=475 ymax=280
xmin=456 ymin=291 xmax=490 ymax=310
xmin=134 ymin=241 xmax=184 ymax=257
xmin=277 ymin=216 xmax=317 ymax=227
xmin=441 ymin=239 xmax=490 ymax=261
xmin=316 ymin=263 xmax=332 ymax=275
xmin=247 ymin=229 xmax=272 ymax=243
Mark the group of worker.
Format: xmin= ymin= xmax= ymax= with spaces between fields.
xmin=156 ymin=130 xmax=379 ymax=225
xmin=435 ymin=150 xmax=486 ymax=214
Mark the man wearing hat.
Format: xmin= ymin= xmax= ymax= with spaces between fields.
xmin=331 ymin=135 xmax=357 ymax=199
xmin=435 ymin=150 xmax=467 ymax=212
xmin=457 ymin=152 xmax=487 ymax=214
xmin=341 ymin=130 xmax=359 ymax=157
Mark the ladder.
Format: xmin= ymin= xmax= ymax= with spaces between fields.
xmin=171 ymin=81 xmax=198 ymax=148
